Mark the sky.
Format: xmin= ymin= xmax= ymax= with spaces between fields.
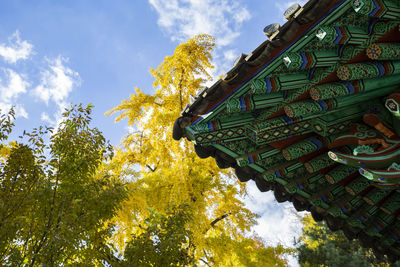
xmin=0 ymin=0 xmax=307 ymax=265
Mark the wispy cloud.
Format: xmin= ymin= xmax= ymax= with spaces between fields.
xmin=0 ymin=69 xmax=29 ymax=102
xmin=0 ymin=31 xmax=33 ymax=64
xmin=0 ymin=31 xmax=33 ymax=118
xmin=0 ymin=68 xmax=30 ymax=118
xmin=33 ymin=56 xmax=81 ymax=106
xmin=0 ymin=31 xmax=80 ymax=124
xmin=245 ymin=182 xmax=304 ymax=246
xmin=32 ymin=56 xmax=81 ymax=126
xmin=148 ymin=0 xmax=251 ymax=47
xmin=244 ymin=182 xmax=305 ymax=266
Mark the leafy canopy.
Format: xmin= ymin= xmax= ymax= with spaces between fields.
xmin=107 ymin=34 xmax=289 ymax=266
xmin=295 ymin=214 xmax=398 ymax=267
xmin=0 ymin=105 xmax=127 ymax=266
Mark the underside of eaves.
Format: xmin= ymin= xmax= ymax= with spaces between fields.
xmin=173 ymin=0 xmax=400 ymax=261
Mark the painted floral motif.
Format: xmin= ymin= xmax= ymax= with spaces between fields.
xmin=337 ymin=66 xmax=351 ymax=80
xmin=367 ymin=43 xmax=400 ymax=60
xmin=366 ymin=43 xmax=381 ymax=59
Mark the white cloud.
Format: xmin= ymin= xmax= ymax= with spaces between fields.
xmin=33 ymin=56 xmax=81 ymax=107
xmin=244 ymin=182 xmax=306 ymax=266
xmin=148 ymin=0 xmax=251 ymax=47
xmin=0 ymin=103 xmax=28 ymax=119
xmin=14 ymin=105 xmax=28 ymax=119
xmin=0 ymin=68 xmax=30 ymax=118
xmin=206 ymin=48 xmax=240 ymax=84
xmin=0 ymin=31 xmax=81 ymax=126
xmin=0 ymin=69 xmax=29 ymax=102
xmin=32 ymin=56 xmax=81 ymax=126
xmin=223 ymin=49 xmax=237 ymax=63
xmin=0 ymin=31 xmax=33 ymax=64
xmin=40 ymin=112 xmax=54 ymax=125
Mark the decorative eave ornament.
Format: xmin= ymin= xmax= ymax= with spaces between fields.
xmin=263 ymin=23 xmax=280 ymax=39
xmin=284 ymin=3 xmax=302 ymax=20
xmin=283 ymin=56 xmax=292 ymax=68
xmin=352 ymin=0 xmax=365 ymax=12
xmin=315 ymin=28 xmax=327 ymax=40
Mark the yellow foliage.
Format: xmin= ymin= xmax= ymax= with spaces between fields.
xmin=0 ymin=142 xmax=17 ymax=163
xmin=107 ymin=34 xmax=288 ymax=265
xmin=299 ymin=214 xmax=326 ymax=249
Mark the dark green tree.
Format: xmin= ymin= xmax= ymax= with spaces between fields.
xmin=0 ymin=105 xmax=127 ymax=266
xmin=296 ymin=214 xmax=399 ymax=267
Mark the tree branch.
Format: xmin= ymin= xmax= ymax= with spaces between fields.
xmin=210 ymin=213 xmax=229 ymax=228
xmin=101 ymin=250 xmax=121 ymax=266
xmin=202 ymin=249 xmax=212 ymax=267
xmin=178 ymin=69 xmax=185 ymax=110
xmin=146 ymin=164 xmax=156 ymax=172
xmin=200 ymin=258 xmax=211 ymax=266
xmin=146 ymin=160 xmax=160 ymax=172
xmin=30 ymin=158 xmax=61 ymax=267
xmin=203 ymin=212 xmax=231 ymax=235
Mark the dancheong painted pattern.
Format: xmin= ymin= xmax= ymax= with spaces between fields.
xmin=173 ymin=0 xmax=400 ymax=261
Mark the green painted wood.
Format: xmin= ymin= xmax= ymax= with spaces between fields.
xmin=282 ymin=137 xmax=324 ymax=160
xmin=337 ymin=61 xmax=400 ymax=81
xmin=226 ymin=92 xmax=285 ymax=113
xmin=311 ymin=184 xmax=347 ymax=208
xmin=365 ymin=211 xmax=395 ymax=237
xmin=247 ymin=120 xmax=313 ymax=144
xmin=345 ymin=176 xmax=373 ymax=195
xmin=363 ymin=187 xmax=391 ymax=205
xmin=285 ymin=173 xmax=322 ymax=194
xmin=352 ymin=0 xmax=400 ymax=19
xmin=305 ymin=153 xmax=337 ymax=173
xmin=367 ymin=43 xmax=400 ymax=60
xmin=283 ymin=50 xmax=340 ymax=70
xmin=327 ymin=194 xmax=356 ymax=218
xmin=310 ymin=74 xmax=400 ymax=101
xmin=235 ymin=146 xmax=276 ymax=167
xmin=380 ymin=192 xmax=400 ymax=215
xmin=311 ymin=105 xmax=366 ymax=136
xmin=348 ymin=204 xmax=380 ymax=228
xmin=341 ymin=195 xmax=365 ymax=215
xmin=258 ymin=148 xmax=285 ymax=167
xmin=219 ymin=113 xmax=255 ymax=128
xmin=285 ymin=85 xmax=398 ymax=118
xmin=325 ymin=165 xmax=358 ymax=184
xmin=327 ymin=24 xmax=370 ymax=45
xmin=249 ymin=78 xmax=267 ymax=95
xmin=182 ymin=0 xmax=400 ymax=255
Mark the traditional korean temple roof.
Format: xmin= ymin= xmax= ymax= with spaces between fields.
xmin=173 ymin=0 xmax=400 ymax=261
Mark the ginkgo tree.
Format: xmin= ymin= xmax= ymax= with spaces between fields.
xmin=108 ymin=34 xmax=289 ymax=266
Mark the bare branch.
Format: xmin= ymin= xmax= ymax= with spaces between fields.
xmin=146 ymin=164 xmax=156 ymax=172
xmin=210 ymin=213 xmax=229 ymax=228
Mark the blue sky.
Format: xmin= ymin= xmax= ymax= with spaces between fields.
xmin=1 ymin=0 xmax=306 ymax=264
